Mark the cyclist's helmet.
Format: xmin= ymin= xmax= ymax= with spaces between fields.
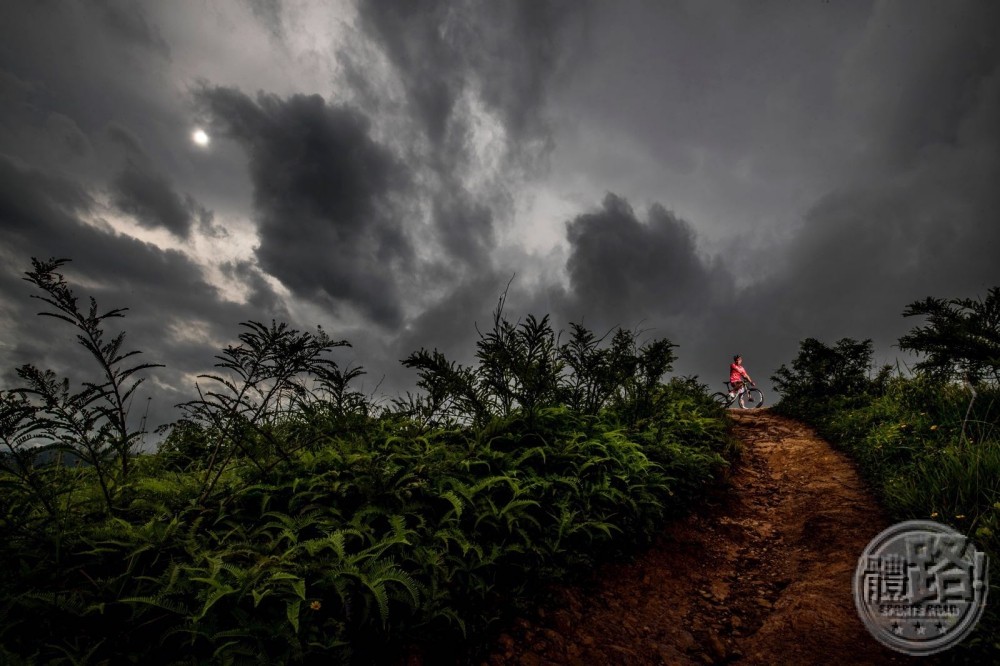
xmin=733 ymin=354 xmax=741 ymax=361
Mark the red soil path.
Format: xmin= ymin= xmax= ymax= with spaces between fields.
xmin=484 ymin=410 xmax=940 ymax=665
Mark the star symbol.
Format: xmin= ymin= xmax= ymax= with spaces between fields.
xmin=892 ymin=622 xmax=903 ymax=635
xmin=935 ymin=622 xmax=947 ymax=634
xmin=914 ymin=622 xmax=926 ymax=635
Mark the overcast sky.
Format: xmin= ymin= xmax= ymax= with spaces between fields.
xmin=1 ymin=0 xmax=998 ymax=434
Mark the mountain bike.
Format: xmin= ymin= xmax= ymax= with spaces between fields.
xmin=711 ymin=381 xmax=764 ymax=409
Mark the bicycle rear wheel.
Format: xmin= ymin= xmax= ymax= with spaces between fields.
xmin=711 ymin=392 xmax=731 ymax=408
xmin=739 ymin=388 xmax=764 ymax=409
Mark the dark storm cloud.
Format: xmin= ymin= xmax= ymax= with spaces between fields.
xmin=297 ymin=0 xmax=593 ymax=392
xmin=93 ymin=0 xmax=170 ymax=57
xmin=196 ymin=86 xmax=412 ymax=327
xmin=1 ymin=0 xmax=586 ymax=433
xmin=0 ymin=159 xmax=222 ymax=331
xmin=354 ymin=0 xmax=586 ymax=274
xmin=110 ymin=160 xmax=204 ymax=238
xmin=0 ymin=155 xmax=288 ymax=432
xmin=839 ymin=0 xmax=1000 ymax=170
xmin=45 ymin=114 xmax=92 ymax=158
xmin=355 ymin=0 xmax=465 ymax=145
xmin=0 ymin=67 xmax=95 ymax=173
xmin=0 ymin=2 xmax=210 ymax=226
xmin=746 ymin=0 xmax=1000 ymax=341
xmin=562 ymin=193 xmax=732 ymax=331
xmin=0 ymin=69 xmax=36 ymax=105
xmin=394 ymin=269 xmax=513 ymax=363
xmin=357 ymin=0 xmax=580 ymax=150
xmin=431 ymin=184 xmax=496 ymax=266
xmin=221 ymin=260 xmax=289 ymax=317
xmin=472 ymin=0 xmax=584 ymax=149
xmin=0 ymin=156 xmax=93 ymax=244
xmin=105 ymin=122 xmax=146 ymax=156
xmin=537 ymin=0 xmax=1000 ymax=395
xmin=0 ymin=2 xmax=171 ymax=134
xmin=3 ymin=0 xmax=996 ymax=421
xmin=384 ymin=190 xmax=735 ymax=398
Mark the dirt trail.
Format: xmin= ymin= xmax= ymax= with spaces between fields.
xmin=486 ymin=410 xmax=933 ymax=665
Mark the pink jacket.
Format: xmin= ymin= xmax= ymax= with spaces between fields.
xmin=730 ymin=363 xmax=748 ymax=383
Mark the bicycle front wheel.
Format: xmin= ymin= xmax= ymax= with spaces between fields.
xmin=739 ymin=388 xmax=764 ymax=409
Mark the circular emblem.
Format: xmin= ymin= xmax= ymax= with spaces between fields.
xmin=853 ymin=520 xmax=989 ymax=655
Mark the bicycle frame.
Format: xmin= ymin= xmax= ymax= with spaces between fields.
xmin=713 ymin=380 xmax=764 ymax=409
xmin=727 ymin=381 xmax=746 ymax=407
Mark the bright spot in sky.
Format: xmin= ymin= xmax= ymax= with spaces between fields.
xmin=192 ymin=129 xmax=209 ymax=146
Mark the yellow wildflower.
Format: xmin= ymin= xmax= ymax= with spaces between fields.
xmin=930 ymin=425 xmax=938 ymax=431
xmin=930 ymin=512 xmax=939 ymax=518
xmin=310 ymin=601 xmax=322 ymax=611
xmin=955 ymin=514 xmax=966 ymax=520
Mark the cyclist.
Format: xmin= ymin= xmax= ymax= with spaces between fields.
xmin=729 ymin=354 xmax=754 ymax=399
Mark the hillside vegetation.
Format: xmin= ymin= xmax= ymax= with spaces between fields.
xmin=0 ymin=259 xmax=734 ymax=665
xmin=771 ymin=286 xmax=1000 ymax=659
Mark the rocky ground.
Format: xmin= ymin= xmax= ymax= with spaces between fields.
xmin=481 ymin=410 xmax=938 ymax=665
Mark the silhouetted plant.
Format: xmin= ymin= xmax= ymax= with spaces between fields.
xmin=403 ymin=293 xmax=677 ymax=429
xmin=771 ymin=337 xmax=880 ymax=418
xmin=475 ymin=296 xmax=562 ymax=418
xmin=312 ymin=362 xmax=372 ymax=419
xmin=605 ymin=329 xmax=677 ymax=426
xmin=898 ymin=287 xmax=1000 ymax=385
xmin=6 ymin=258 xmax=162 ymax=513
xmin=399 ymin=348 xmax=486 ymax=427
xmin=557 ymin=322 xmax=613 ymax=413
xmin=0 ymin=389 xmax=67 ymax=529
xmin=177 ymin=320 xmax=350 ymax=502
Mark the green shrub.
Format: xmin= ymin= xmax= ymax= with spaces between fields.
xmin=772 ymin=286 xmax=1000 ymax=660
xmin=0 ymin=259 xmax=733 ymax=664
